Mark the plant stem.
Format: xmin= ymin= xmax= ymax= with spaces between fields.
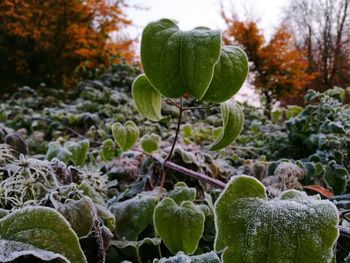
xmin=153 ymin=154 xmax=226 ymax=189
xmin=165 ymin=98 xmax=181 ymax=109
xmin=339 ymin=226 xmax=350 ymax=238
xmin=182 ymin=104 xmax=216 ymax=111
xmin=158 ymin=98 xmax=183 ymax=199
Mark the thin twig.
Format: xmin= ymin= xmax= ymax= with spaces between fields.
xmin=153 ymin=154 xmax=226 ymax=189
xmin=182 ymin=104 xmax=216 ymax=111
xmin=165 ymin=98 xmax=181 ymax=109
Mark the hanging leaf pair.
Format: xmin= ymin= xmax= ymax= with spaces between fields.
xmin=132 ymin=18 xmax=248 ymax=150
xmin=139 ymin=18 xmax=248 ymax=102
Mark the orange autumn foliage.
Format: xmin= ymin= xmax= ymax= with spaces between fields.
xmin=222 ymin=13 xmax=316 ymax=114
xmin=0 ymin=0 xmax=134 ymax=90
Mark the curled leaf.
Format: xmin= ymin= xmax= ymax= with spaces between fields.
xmin=209 ymin=101 xmax=244 ymax=151
xmin=132 ymin=74 xmax=162 ymax=121
xmin=202 ymin=46 xmax=249 ymax=103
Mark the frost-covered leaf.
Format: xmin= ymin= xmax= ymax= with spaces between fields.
xmin=132 ymin=74 xmax=162 ymax=121
xmin=209 ymin=101 xmax=244 ymax=151
xmin=141 ymin=19 xmax=221 ymax=99
xmin=202 ymin=46 xmax=248 ymax=103
xmin=110 ymin=238 xmax=161 ymax=262
xmin=78 ymin=181 xmax=106 ymax=205
xmin=112 ymin=121 xmax=139 ymax=151
xmin=53 ymin=196 xmax=95 ymax=237
xmin=0 ymin=240 xmax=69 ymax=262
xmin=109 ymin=190 xmax=157 ymax=240
xmin=141 ymin=133 xmax=160 ymax=153
xmin=214 ymin=175 xmax=339 ymax=263
xmin=46 ymin=142 xmax=72 ymax=163
xmin=0 ymin=206 xmax=87 ymax=263
xmin=46 ymin=139 xmax=89 ymax=166
xmin=155 ymin=251 xmax=220 ymax=263
xmin=64 ymin=139 xmax=89 ymax=166
xmin=95 ymin=203 xmax=116 ymax=231
xmin=100 ymin=139 xmax=116 ymax=162
xmin=323 ymin=164 xmax=348 ymax=195
xmin=168 ymin=182 xmax=196 ymax=205
xmin=154 ymin=198 xmax=205 ymax=255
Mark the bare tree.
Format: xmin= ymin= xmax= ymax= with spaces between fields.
xmin=284 ymin=0 xmax=350 ymax=91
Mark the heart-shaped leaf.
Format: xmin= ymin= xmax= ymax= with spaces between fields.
xmin=209 ymin=101 xmax=244 ymax=151
xmin=141 ymin=133 xmax=160 ymax=153
xmin=112 ymin=121 xmax=139 ymax=151
xmin=214 ymin=175 xmax=339 ymax=263
xmin=141 ymin=19 xmax=221 ymax=99
xmin=64 ymin=139 xmax=89 ymax=166
xmin=168 ymin=182 xmax=196 ymax=205
xmin=202 ymin=46 xmax=249 ymax=103
xmin=100 ymin=139 xmax=116 ymax=162
xmin=0 ymin=206 xmax=87 ymax=263
xmin=132 ymin=74 xmax=163 ymax=121
xmin=46 ymin=139 xmax=89 ymax=166
xmin=154 ymin=198 xmax=205 ymax=255
xmin=109 ymin=237 xmax=161 ymax=262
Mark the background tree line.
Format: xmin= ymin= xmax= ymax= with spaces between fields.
xmin=0 ymin=0 xmax=134 ymax=92
xmin=222 ymin=0 xmax=350 ymax=117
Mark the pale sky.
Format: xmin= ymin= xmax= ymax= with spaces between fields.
xmin=124 ymin=0 xmax=290 ymax=105
xmin=125 ymin=0 xmax=289 ymax=40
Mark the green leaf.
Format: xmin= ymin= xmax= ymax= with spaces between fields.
xmin=209 ymin=101 xmax=244 ymax=151
xmin=110 ymin=237 xmax=161 ymax=262
xmin=100 ymin=139 xmax=116 ymax=162
xmin=323 ymin=164 xmax=348 ymax=195
xmin=168 ymin=182 xmax=196 ymax=205
xmin=155 ymin=251 xmax=220 ymax=263
xmin=109 ymin=190 xmax=157 ymax=240
xmin=0 ymin=240 xmax=69 ymax=262
xmin=46 ymin=142 xmax=72 ymax=163
xmin=53 ymin=196 xmax=95 ymax=237
xmin=112 ymin=121 xmax=139 ymax=151
xmin=132 ymin=74 xmax=163 ymax=121
xmin=64 ymin=139 xmax=89 ymax=166
xmin=141 ymin=134 xmax=160 ymax=153
xmin=214 ymin=175 xmax=339 ymax=263
xmin=202 ymin=46 xmax=249 ymax=103
xmin=181 ymin=124 xmax=193 ymax=137
xmin=154 ymin=198 xmax=205 ymax=255
xmin=78 ymin=181 xmax=106 ymax=205
xmin=141 ymin=19 xmax=221 ymax=99
xmin=46 ymin=140 xmax=89 ymax=166
xmin=0 ymin=206 xmax=87 ymax=263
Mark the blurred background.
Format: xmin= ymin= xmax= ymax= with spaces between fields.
xmin=1 ymin=0 xmax=350 ymax=113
